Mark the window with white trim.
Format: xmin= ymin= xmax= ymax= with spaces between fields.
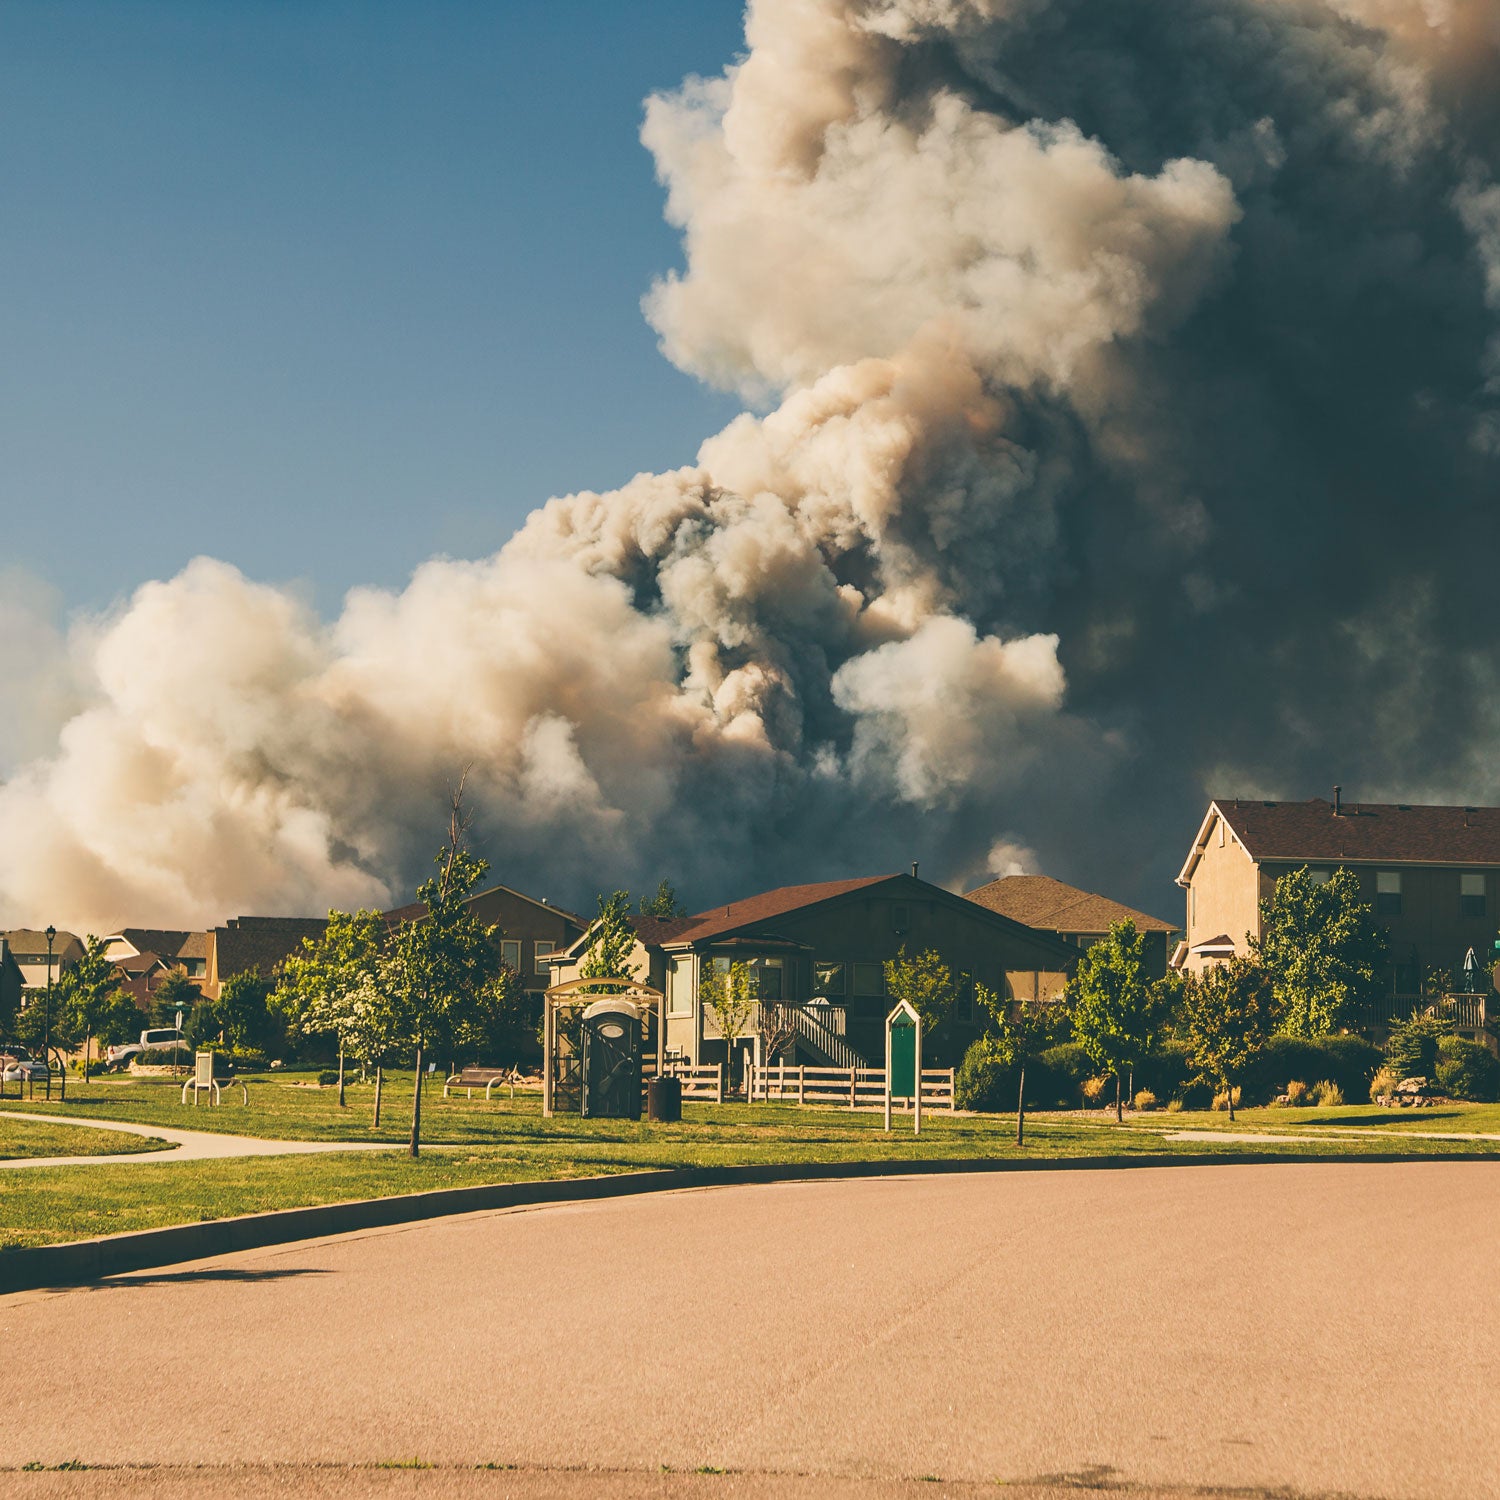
xmin=500 ymin=939 xmax=522 ymax=972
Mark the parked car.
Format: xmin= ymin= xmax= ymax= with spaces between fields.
xmin=0 ymin=1044 xmax=50 ymax=1082
xmin=106 ymin=1027 xmax=188 ymax=1069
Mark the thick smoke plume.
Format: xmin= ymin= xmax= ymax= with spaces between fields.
xmin=4 ymin=0 xmax=1500 ymax=930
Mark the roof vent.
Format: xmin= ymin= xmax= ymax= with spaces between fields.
xmin=1333 ymin=785 xmax=1342 ymax=816
xmin=911 ymin=861 xmax=919 ymax=879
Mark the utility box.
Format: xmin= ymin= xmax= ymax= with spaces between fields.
xmin=580 ymin=1000 xmax=642 ymax=1120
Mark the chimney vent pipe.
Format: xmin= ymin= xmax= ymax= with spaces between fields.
xmin=911 ymin=861 xmax=919 ymax=879
xmin=1333 ymin=785 xmax=1342 ymax=816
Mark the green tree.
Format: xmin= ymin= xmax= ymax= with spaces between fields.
xmin=384 ymin=810 xmax=502 ymax=1158
xmin=277 ymin=909 xmax=387 ymax=1106
xmin=700 ymin=959 xmax=755 ymax=1091
xmin=1253 ymin=867 xmax=1387 ymax=1036
xmin=1384 ymin=1012 xmax=1447 ymax=1081
xmin=976 ymin=985 xmax=1058 ymax=1146
xmin=1179 ymin=956 xmax=1279 ymax=1122
xmin=216 ymin=971 xmax=275 ymax=1052
xmin=1067 ymin=921 xmax=1168 ymax=1122
xmin=151 ymin=970 xmax=199 ymax=1041
xmin=56 ymin=935 xmax=135 ymax=1085
xmin=639 ymin=880 xmax=687 ymax=919
xmin=579 ymin=891 xmax=639 ymax=989
xmin=883 ymin=947 xmax=960 ymax=1036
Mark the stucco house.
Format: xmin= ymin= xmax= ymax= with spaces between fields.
xmin=1176 ymin=793 xmax=1500 ymax=1010
xmin=964 ymin=874 xmax=1180 ymax=977
xmin=1 ymin=929 xmax=85 ymax=993
xmin=548 ymin=870 xmax=1079 ymax=1073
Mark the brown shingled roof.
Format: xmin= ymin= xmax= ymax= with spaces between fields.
xmin=1215 ymin=798 xmax=1500 ymax=866
xmin=658 ymin=875 xmax=899 ymax=946
xmin=964 ymin=875 xmax=1178 ymax=934
xmin=214 ymin=916 xmax=329 ymax=979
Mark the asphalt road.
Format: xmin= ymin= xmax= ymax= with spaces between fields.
xmin=3 ymin=1163 xmax=1497 ymax=1499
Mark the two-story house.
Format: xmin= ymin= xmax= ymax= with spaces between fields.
xmin=1176 ymin=793 xmax=1500 ymax=1006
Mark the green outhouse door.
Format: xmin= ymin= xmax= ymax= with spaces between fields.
xmin=889 ymin=1015 xmax=917 ymax=1098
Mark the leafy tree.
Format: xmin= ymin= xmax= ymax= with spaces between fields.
xmin=151 ymin=969 xmax=199 ymax=1033
xmin=883 ymin=947 xmax=960 ymax=1036
xmin=1253 ymin=867 xmax=1387 ymax=1036
xmin=384 ymin=811 xmax=502 ymax=1158
xmin=1179 ymin=956 xmax=1279 ymax=1122
xmin=579 ymin=891 xmax=639 ymax=988
xmin=1384 ymin=1012 xmax=1447 ymax=1081
xmin=277 ymin=909 xmax=387 ymax=1106
xmin=217 ymin=971 xmax=275 ymax=1052
xmin=701 ymin=959 xmax=755 ymax=1091
xmin=639 ymin=880 xmax=687 ymax=919
xmin=976 ymin=984 xmax=1059 ymax=1145
xmin=17 ymin=958 xmax=85 ymax=1098
xmin=56 ymin=935 xmax=136 ymax=1084
xmin=343 ymin=967 xmax=406 ymax=1127
xmin=1067 ymin=921 xmax=1170 ymax=1122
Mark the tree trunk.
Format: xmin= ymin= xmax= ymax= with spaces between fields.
xmin=1227 ymin=1073 xmax=1236 ymax=1123
xmin=82 ymin=1027 xmax=92 ymax=1085
xmin=1016 ymin=1063 xmax=1026 ymax=1148
xmin=1115 ymin=1071 xmax=1122 ymax=1123
xmin=337 ymin=1045 xmax=346 ymax=1108
xmin=56 ymin=1046 xmax=66 ymax=1103
xmin=373 ymin=1064 xmax=383 ymax=1129
xmin=409 ymin=1041 xmax=423 ymax=1158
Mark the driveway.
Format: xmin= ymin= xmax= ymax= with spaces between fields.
xmin=2 ymin=1162 xmax=1496 ymax=1498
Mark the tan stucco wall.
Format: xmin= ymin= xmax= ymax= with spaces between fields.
xmin=1181 ymin=809 xmax=1263 ymax=973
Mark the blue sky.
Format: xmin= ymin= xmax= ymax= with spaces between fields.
xmin=0 ymin=1 xmax=748 ymax=616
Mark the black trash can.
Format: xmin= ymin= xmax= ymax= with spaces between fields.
xmin=647 ymin=1075 xmax=683 ymax=1123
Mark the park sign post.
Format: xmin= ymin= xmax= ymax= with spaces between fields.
xmin=885 ymin=998 xmax=922 ymax=1135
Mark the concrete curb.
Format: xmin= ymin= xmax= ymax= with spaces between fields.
xmin=4 ymin=1148 xmax=1498 ymax=1295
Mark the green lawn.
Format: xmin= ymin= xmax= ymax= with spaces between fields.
xmin=0 ymin=1117 xmax=169 ymax=1161
xmin=1 ymin=1077 xmax=1498 ymax=1252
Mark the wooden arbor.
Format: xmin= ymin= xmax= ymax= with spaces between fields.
xmin=542 ymin=976 xmax=665 ymax=1117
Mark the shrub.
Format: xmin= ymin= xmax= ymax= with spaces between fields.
xmin=220 ymin=1049 xmax=270 ymax=1073
xmin=1165 ymin=1098 xmax=1184 ymax=1113
xmin=1434 ymin=1037 xmax=1500 ymax=1102
xmin=317 ymin=1068 xmax=342 ymax=1088
xmin=134 ymin=1046 xmax=189 ymax=1066
xmin=1135 ymin=1042 xmax=1193 ymax=1102
xmin=1385 ymin=1015 xmax=1447 ymax=1081
xmin=1081 ymin=1075 xmax=1111 ymax=1106
xmin=954 ymin=1039 xmax=1010 ymax=1112
xmin=1369 ymin=1064 xmax=1399 ymax=1103
xmin=1036 ymin=1042 xmax=1094 ymax=1106
xmin=1312 ymin=1079 xmax=1344 ymax=1106
xmin=1317 ymin=1035 xmax=1384 ymax=1101
xmin=1211 ymin=1085 xmax=1242 ymax=1111
xmin=1133 ymin=1089 xmax=1158 ymax=1112
xmin=1243 ymin=1035 xmax=1380 ymax=1105
xmin=1284 ymin=1080 xmax=1312 ymax=1107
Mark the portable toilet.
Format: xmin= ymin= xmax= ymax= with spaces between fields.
xmin=580 ymin=999 xmax=642 ymax=1119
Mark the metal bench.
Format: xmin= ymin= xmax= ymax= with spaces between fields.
xmin=443 ymin=1066 xmax=521 ymax=1100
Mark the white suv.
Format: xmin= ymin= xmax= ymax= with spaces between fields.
xmin=106 ymin=1028 xmax=188 ymax=1069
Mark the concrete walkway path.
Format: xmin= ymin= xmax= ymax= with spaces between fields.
xmin=0 ymin=1109 xmax=403 ymax=1168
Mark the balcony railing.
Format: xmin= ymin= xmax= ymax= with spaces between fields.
xmin=1358 ymin=993 xmax=1490 ymax=1030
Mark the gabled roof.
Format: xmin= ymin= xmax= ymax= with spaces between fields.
xmin=113 ymin=928 xmax=193 ymax=960
xmin=660 ymin=876 xmax=897 ymax=947
xmin=215 ymin=916 xmax=329 ymax=979
xmin=1181 ymin=797 xmax=1500 ymax=886
xmin=384 ymin=883 xmax=582 ymax=929
xmin=963 ymin=875 xmax=1177 ymax=935
xmin=2 ymin=929 xmax=84 ymax=955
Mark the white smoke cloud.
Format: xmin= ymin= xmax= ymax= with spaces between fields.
xmin=2 ymin=0 xmax=1498 ymax=932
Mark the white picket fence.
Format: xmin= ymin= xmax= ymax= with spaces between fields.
xmin=746 ymin=1061 xmax=954 ymax=1112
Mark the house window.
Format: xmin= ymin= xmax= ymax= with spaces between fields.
xmin=850 ymin=961 xmax=884 ymax=997
xmin=1461 ymin=873 xmax=1486 ymax=919
xmin=668 ymin=961 xmax=692 ymax=1017
xmin=533 ymin=940 xmax=556 ymax=973
xmin=813 ymin=960 xmax=845 ymax=996
xmin=750 ymin=957 xmax=784 ymax=1001
xmin=1307 ymin=869 xmax=1330 ymax=886
xmin=1376 ymin=871 xmax=1402 ymax=916
xmin=500 ymin=940 xmax=522 ymax=972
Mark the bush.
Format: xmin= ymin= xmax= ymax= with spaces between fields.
xmin=1385 ymin=1015 xmax=1447 ymax=1080
xmin=1165 ymin=1098 xmax=1184 ymax=1113
xmin=1283 ymin=1080 xmax=1312 ymax=1107
xmin=1317 ymin=1035 xmax=1384 ymax=1101
xmin=220 ymin=1049 xmax=270 ymax=1073
xmin=1312 ymin=1079 xmax=1344 ymax=1106
xmin=1133 ymin=1089 xmax=1158 ymax=1112
xmin=1081 ymin=1075 xmax=1111 ymax=1106
xmin=1036 ymin=1042 xmax=1094 ymax=1106
xmin=1434 ymin=1037 xmax=1500 ymax=1102
xmin=1369 ymin=1064 xmax=1399 ymax=1103
xmin=1135 ymin=1042 xmax=1193 ymax=1103
xmin=954 ymin=1039 xmax=1010 ymax=1112
xmin=1243 ymin=1035 xmax=1380 ymax=1106
xmin=317 ymin=1068 xmax=343 ymax=1087
xmin=134 ymin=1046 xmax=189 ymax=1066
xmin=1211 ymin=1085 xmax=1242 ymax=1111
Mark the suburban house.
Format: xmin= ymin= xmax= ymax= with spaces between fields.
xmin=0 ymin=929 xmax=85 ymax=993
xmin=1176 ymin=793 xmax=1500 ymax=1011
xmin=547 ymin=871 xmax=1081 ymax=1074
xmin=964 ymin=874 xmax=1180 ymax=977
xmin=208 ymin=916 xmax=331 ymax=994
xmin=384 ymin=884 xmax=586 ymax=1009
xmin=103 ymin=929 xmax=214 ymax=1008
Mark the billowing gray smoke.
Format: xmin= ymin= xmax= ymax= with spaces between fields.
xmin=4 ymin=0 xmax=1499 ymax=930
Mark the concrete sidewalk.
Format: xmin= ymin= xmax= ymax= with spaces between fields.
xmin=0 ymin=1109 xmax=403 ymax=1168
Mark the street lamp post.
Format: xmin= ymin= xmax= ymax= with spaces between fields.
xmin=44 ymin=924 xmax=56 ymax=1101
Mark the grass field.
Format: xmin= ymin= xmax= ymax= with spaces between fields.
xmin=0 ymin=1074 xmax=1496 ymax=1252
xmin=0 ymin=1116 xmax=169 ymax=1161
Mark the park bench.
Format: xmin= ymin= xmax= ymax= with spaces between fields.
xmin=443 ymin=1066 xmax=522 ymax=1100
